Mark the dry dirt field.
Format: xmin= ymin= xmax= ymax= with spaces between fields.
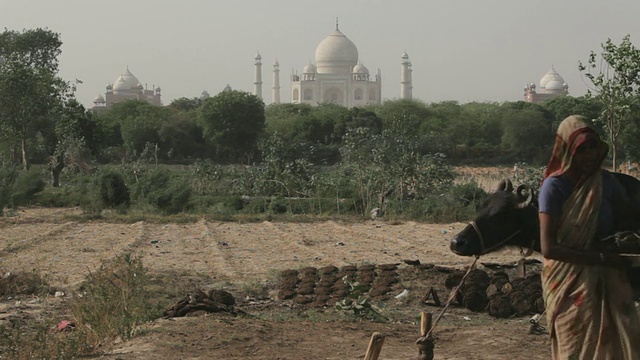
xmin=0 ymin=207 xmax=551 ymax=360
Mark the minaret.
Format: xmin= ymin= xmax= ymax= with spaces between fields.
xmin=254 ymin=52 xmax=263 ymax=99
xmin=272 ymin=59 xmax=281 ymax=104
xmin=400 ymin=51 xmax=413 ymax=100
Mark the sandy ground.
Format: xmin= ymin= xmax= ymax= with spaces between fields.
xmin=0 ymin=207 xmax=550 ymax=359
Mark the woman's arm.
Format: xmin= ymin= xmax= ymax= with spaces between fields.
xmin=540 ymin=212 xmax=624 ymax=266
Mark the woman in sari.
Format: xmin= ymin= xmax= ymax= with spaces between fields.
xmin=539 ymin=115 xmax=640 ymax=359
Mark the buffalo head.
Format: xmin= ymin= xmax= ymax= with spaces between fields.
xmin=450 ymin=179 xmax=538 ymax=256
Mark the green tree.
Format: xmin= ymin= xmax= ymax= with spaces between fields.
xmin=541 ymin=95 xmax=603 ymax=129
xmin=579 ymin=35 xmax=640 ymax=171
xmin=199 ymin=90 xmax=265 ymax=163
xmin=168 ymin=96 xmax=203 ymax=112
xmin=0 ymin=28 xmax=71 ymax=170
xmin=339 ymin=114 xmax=454 ymax=215
xmin=264 ymin=103 xmax=313 ymax=138
xmin=423 ymin=101 xmax=463 ymax=156
xmin=51 ymin=99 xmax=97 ymax=186
xmin=459 ymin=102 xmax=504 ymax=161
xmin=104 ymin=100 xmax=169 ymax=159
xmin=158 ymin=110 xmax=206 ymax=160
xmin=618 ymin=99 xmax=640 ymax=162
xmin=374 ymin=99 xmax=431 ymax=130
xmin=501 ymin=107 xmax=554 ymax=163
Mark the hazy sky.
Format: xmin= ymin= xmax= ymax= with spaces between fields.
xmin=2 ymin=0 xmax=640 ymax=108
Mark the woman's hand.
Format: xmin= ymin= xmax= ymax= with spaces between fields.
xmin=600 ymin=252 xmax=632 ymax=268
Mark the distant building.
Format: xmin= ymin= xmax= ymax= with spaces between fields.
xmin=524 ymin=67 xmax=569 ymax=103
xmin=93 ymin=67 xmax=162 ymax=109
xmin=254 ymin=21 xmax=413 ymax=107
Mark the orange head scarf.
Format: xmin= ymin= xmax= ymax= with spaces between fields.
xmin=543 ymin=115 xmax=608 ymax=180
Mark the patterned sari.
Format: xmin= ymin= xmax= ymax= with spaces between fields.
xmin=541 ymin=116 xmax=640 ymax=359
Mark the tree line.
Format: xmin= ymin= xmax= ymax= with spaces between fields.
xmin=3 ymin=28 xmax=640 ymax=183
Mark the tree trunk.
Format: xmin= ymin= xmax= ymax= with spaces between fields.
xmin=21 ymin=138 xmax=29 ymax=171
xmin=611 ymin=132 xmax=618 ymax=172
xmin=51 ymin=154 xmax=64 ymax=187
xmin=612 ymin=143 xmax=618 ymax=172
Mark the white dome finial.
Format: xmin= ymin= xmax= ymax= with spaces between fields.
xmin=336 ymin=17 xmax=339 ymax=30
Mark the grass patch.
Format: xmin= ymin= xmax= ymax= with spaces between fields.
xmin=0 ymin=254 xmax=162 ymax=359
xmin=70 ymin=253 xmax=161 ymax=343
xmin=0 ymin=271 xmax=54 ymax=297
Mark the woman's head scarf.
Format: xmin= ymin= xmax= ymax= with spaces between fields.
xmin=543 ymin=115 xmax=608 ymax=180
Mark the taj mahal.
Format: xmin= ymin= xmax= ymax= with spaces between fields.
xmin=94 ymin=22 xmax=412 ymax=110
xmin=252 ymin=21 xmax=413 ymax=108
xmin=91 ymin=22 xmax=571 ymax=110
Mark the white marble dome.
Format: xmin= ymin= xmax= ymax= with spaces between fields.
xmin=303 ymin=62 xmax=316 ymax=73
xmin=315 ymin=28 xmax=358 ymax=74
xmin=112 ymin=68 xmax=142 ymax=93
xmin=353 ymin=63 xmax=369 ymax=74
xmin=545 ymin=80 xmax=564 ymax=90
xmin=540 ymin=67 xmax=565 ymax=89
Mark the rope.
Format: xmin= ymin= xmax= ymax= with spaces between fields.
xmin=469 ymin=221 xmax=524 ymax=255
xmin=424 ymin=255 xmax=479 ymax=339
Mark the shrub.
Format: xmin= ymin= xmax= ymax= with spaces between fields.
xmin=70 ymin=253 xmax=160 ymax=343
xmin=0 ymin=254 xmax=159 ymax=359
xmin=9 ymin=169 xmax=46 ymax=207
xmin=383 ymin=193 xmax=479 ymax=223
xmin=0 ymin=319 xmax=93 ymax=359
xmin=132 ymin=169 xmax=192 ymax=214
xmin=450 ymin=181 xmax=488 ymax=209
xmin=0 ymin=271 xmax=53 ymax=297
xmin=132 ymin=169 xmax=169 ymax=201
xmin=0 ymin=167 xmax=17 ymax=214
xmin=99 ymin=171 xmax=131 ymax=208
xmin=154 ymin=181 xmax=192 ymax=215
xmin=195 ymin=195 xmax=245 ymax=215
xmin=34 ymin=184 xmax=90 ymax=207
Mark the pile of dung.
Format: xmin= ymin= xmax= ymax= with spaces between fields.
xmin=164 ymin=289 xmax=237 ymax=317
xmin=445 ymin=269 xmax=544 ymax=318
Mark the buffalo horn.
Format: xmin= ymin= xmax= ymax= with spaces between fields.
xmin=515 ymin=185 xmax=533 ymax=209
xmin=496 ymin=179 xmax=514 ymax=193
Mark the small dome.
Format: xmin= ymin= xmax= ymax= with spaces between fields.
xmin=315 ymin=27 xmax=358 ymax=74
xmin=402 ymin=51 xmax=409 ymax=59
xmin=540 ymin=67 xmax=566 ymax=89
xmin=255 ymin=52 xmax=261 ymax=60
xmin=303 ymin=63 xmax=316 ymax=73
xmin=93 ymin=94 xmax=105 ymax=103
xmin=106 ymin=84 xmax=113 ymax=90
xmin=155 ymin=86 xmax=161 ymax=92
xmin=353 ymin=63 xmax=369 ymax=74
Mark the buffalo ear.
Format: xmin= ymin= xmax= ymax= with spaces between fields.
xmin=496 ymin=179 xmax=513 ymax=193
xmin=515 ymin=185 xmax=533 ymax=209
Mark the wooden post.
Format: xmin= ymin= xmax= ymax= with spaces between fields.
xmin=416 ymin=312 xmax=434 ymax=360
xmin=364 ymin=332 xmax=385 ymax=360
xmin=517 ymin=258 xmax=526 ymax=278
xmin=420 ymin=312 xmax=432 ymax=336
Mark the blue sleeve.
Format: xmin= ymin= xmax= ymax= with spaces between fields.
xmin=539 ymin=177 xmax=567 ymax=215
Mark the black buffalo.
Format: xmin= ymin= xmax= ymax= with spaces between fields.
xmin=450 ymin=172 xmax=640 ymax=257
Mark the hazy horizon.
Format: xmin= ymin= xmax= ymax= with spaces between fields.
xmin=2 ymin=0 xmax=639 ymax=108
